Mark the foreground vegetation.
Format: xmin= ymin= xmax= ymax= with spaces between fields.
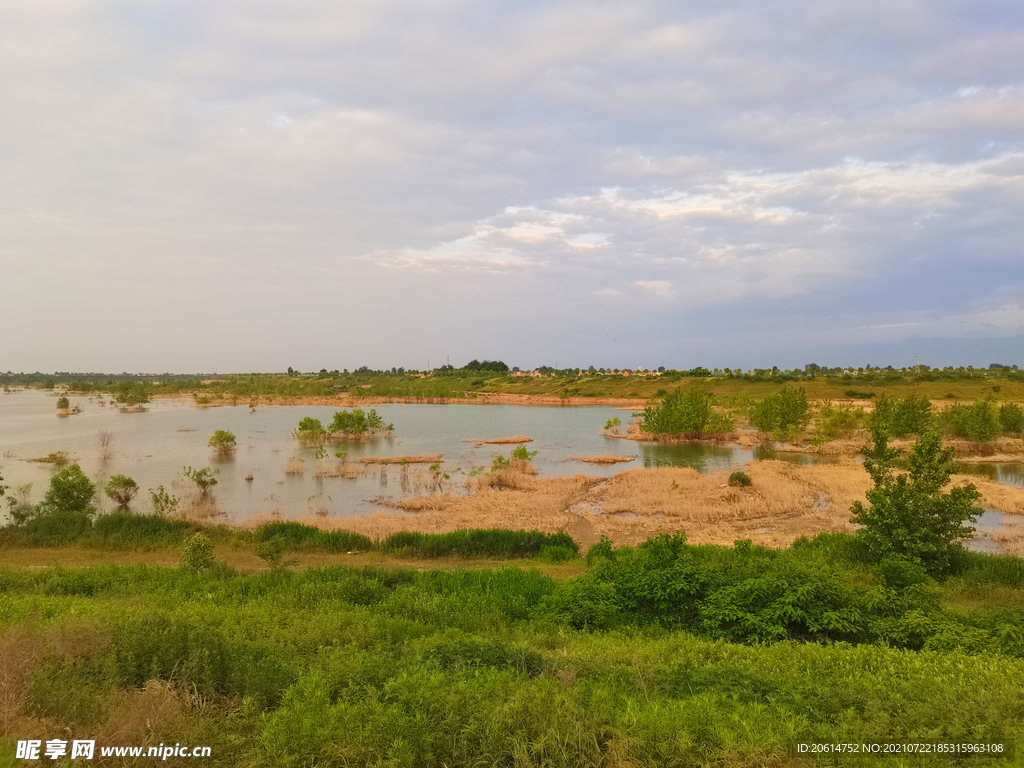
xmin=1 ymin=531 xmax=1023 ymax=766
xmin=2 ymin=427 xmax=1024 ymax=765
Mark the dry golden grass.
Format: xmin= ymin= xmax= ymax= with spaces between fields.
xmin=179 ymin=495 xmax=223 ymax=521
xmin=314 ymin=461 xmax=361 ymax=479
xmin=229 ymin=458 xmax=1024 ymax=551
xmin=359 ymin=454 xmax=443 ymax=465
xmin=462 ymin=435 xmax=533 ymax=447
xmin=285 ymin=461 xmax=304 ymax=474
xmin=563 ymin=453 xmax=637 ymax=465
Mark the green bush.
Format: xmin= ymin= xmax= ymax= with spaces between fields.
xmin=942 ymin=399 xmax=1001 ymax=442
xmin=254 ymin=522 xmax=373 ymax=553
xmin=812 ymin=400 xmax=867 ymax=444
xmin=998 ymin=403 xmax=1024 ymax=436
xmin=183 ymin=466 xmax=217 ymax=495
xmin=728 ymin=470 xmax=751 ymax=487
xmin=871 ymin=394 xmax=932 ymax=438
xmin=749 ymin=387 xmax=809 ymax=440
xmin=640 ymin=388 xmax=735 ymax=435
xmin=209 ymin=429 xmax=237 ymax=452
xmin=181 ymin=532 xmax=216 ymax=572
xmin=56 ymin=395 xmax=70 ymax=410
xmin=92 ymin=512 xmax=191 ymax=549
xmin=377 ymin=529 xmax=578 ymax=559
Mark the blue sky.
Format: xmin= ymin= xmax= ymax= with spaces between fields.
xmin=1 ymin=0 xmax=1022 ymax=372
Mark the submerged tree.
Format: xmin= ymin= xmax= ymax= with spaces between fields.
xmin=851 ymin=427 xmax=980 ymax=574
xmin=104 ymin=474 xmax=140 ymax=511
xmin=208 ymin=429 xmax=237 ymax=453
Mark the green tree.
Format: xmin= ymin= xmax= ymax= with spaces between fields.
xmin=114 ymin=381 xmax=151 ymax=409
xmin=850 ymin=428 xmax=980 ymax=574
xmin=56 ymin=396 xmax=70 ymax=410
xmin=42 ymin=463 xmax=96 ymax=515
xmin=208 ymin=429 xmax=237 ymax=452
xmin=1000 ymin=403 xmax=1024 ymax=436
xmin=104 ymin=474 xmax=140 ymax=511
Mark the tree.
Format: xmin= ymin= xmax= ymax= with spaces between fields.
xmin=42 ymin=463 xmax=96 ymax=514
xmin=114 ymin=381 xmax=151 ymax=409
xmin=104 ymin=474 xmax=139 ymax=511
xmin=208 ymin=429 xmax=237 ymax=452
xmin=56 ymin=396 xmax=70 ymax=410
xmin=850 ymin=427 xmax=980 ymax=574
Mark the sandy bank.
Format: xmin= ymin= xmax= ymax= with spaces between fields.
xmin=248 ymin=459 xmax=1024 ymax=556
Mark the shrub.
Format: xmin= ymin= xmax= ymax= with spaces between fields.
xmin=104 ymin=474 xmax=139 ymax=511
xmin=183 ymin=466 xmax=217 ymax=495
xmin=538 ymin=576 xmax=622 ymax=630
xmin=728 ymin=470 xmax=751 ymax=487
xmin=150 ymin=485 xmax=180 ymax=517
xmin=998 ymin=403 xmax=1024 ymax=436
xmin=254 ymin=522 xmax=372 ymax=553
xmin=942 ymin=399 xmax=1000 ymax=442
xmin=749 ymin=387 xmax=810 ymax=440
xmin=851 ymin=429 xmax=981 ymax=574
xmin=92 ymin=512 xmax=191 ymax=549
xmin=378 ymin=529 xmax=577 ymax=559
xmin=510 ymin=444 xmax=538 ymax=462
xmin=181 ymin=532 xmax=216 ymax=572
xmin=640 ymin=388 xmax=734 ymax=435
xmin=812 ymin=400 xmax=867 ymax=444
xmin=538 ymin=544 xmax=576 ymax=563
xmin=209 ymin=430 xmax=237 ymax=452
xmin=56 ymin=396 xmax=70 ymax=410
xmin=603 ymin=417 xmax=621 ymax=431
xmin=41 ymin=463 xmax=95 ymax=514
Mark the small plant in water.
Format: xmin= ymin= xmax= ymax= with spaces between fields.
xmin=150 ymin=485 xmax=180 ymax=517
xmin=511 ymin=444 xmax=539 ymax=462
xmin=604 ymin=416 xmax=621 ymax=431
xmin=183 ymin=466 xmax=218 ymax=495
xmin=104 ymin=474 xmax=139 ymax=511
xmin=56 ymin=396 xmax=70 ymax=410
xmin=208 ymin=429 xmax=237 ymax=453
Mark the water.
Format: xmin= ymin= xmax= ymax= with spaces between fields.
xmin=2 ymin=390 xmax=1022 ymax=522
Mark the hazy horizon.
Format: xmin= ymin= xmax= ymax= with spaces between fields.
xmin=2 ymin=1 xmax=1021 ymax=372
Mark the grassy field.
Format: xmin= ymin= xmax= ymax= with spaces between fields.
xmin=34 ymin=368 xmax=1024 ymax=404
xmin=2 ymin=522 xmax=1024 ymax=766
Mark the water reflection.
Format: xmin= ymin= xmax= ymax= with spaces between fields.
xmin=954 ymin=463 xmax=1024 ymax=488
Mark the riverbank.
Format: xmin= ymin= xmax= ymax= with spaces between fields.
xmin=252 ymin=459 xmax=1024 ymax=555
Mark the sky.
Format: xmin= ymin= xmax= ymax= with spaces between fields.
xmin=1 ymin=0 xmax=1022 ymax=373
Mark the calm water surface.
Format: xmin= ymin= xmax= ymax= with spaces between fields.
xmin=1 ymin=391 xmax=1020 ymax=522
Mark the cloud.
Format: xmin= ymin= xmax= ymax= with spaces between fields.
xmin=0 ymin=0 xmax=1021 ymax=370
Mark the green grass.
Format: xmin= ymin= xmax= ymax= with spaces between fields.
xmin=1 ymin=554 xmax=1022 ymax=767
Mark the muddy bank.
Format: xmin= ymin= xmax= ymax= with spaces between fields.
xmin=246 ymin=459 xmax=1024 ymax=556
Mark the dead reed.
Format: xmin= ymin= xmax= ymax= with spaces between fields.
xmin=359 ymin=454 xmax=443 ymax=465
xmin=563 ymin=454 xmax=637 ymax=465
xmin=176 ymin=426 xmax=198 ymax=432
xmin=462 ymin=436 xmax=533 ymax=447
xmin=285 ymin=461 xmax=304 ymax=474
